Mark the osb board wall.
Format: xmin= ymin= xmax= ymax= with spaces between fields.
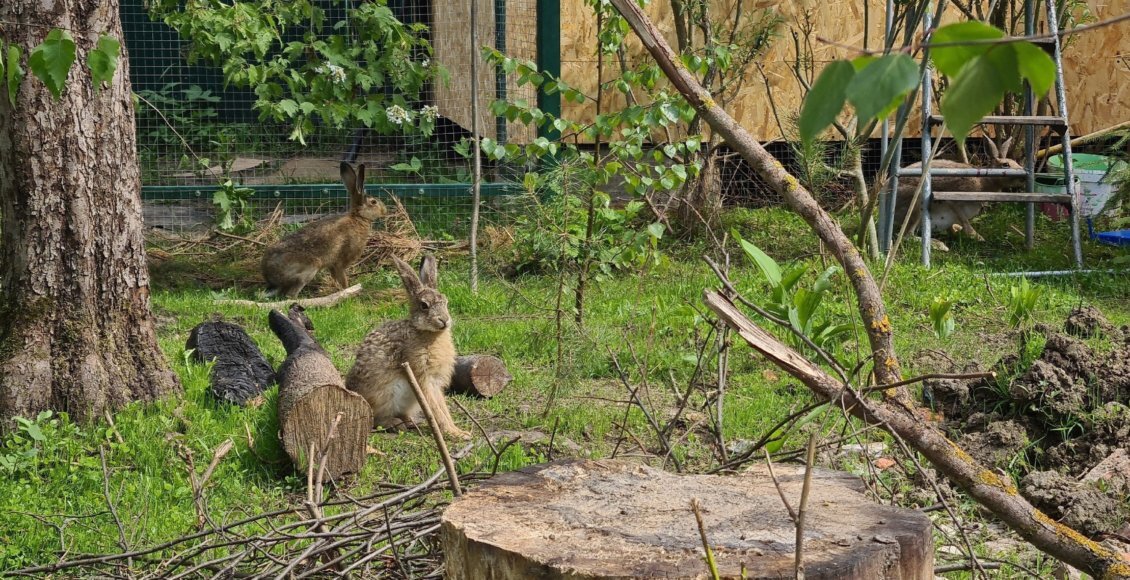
xmin=432 ymin=0 xmax=538 ymax=144
xmin=559 ymin=0 xmax=1130 ymax=142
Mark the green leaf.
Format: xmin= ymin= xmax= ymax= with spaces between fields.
xmin=647 ymin=222 xmax=665 ymax=239
xmin=1012 ymin=41 xmax=1055 ymax=96
xmin=29 ymin=29 xmax=77 ymax=99
xmin=798 ymin=60 xmax=854 ymax=145
xmin=24 ymin=422 xmax=46 ymax=442
xmin=87 ymin=35 xmax=121 ymax=91
xmin=929 ymin=21 xmax=1004 ymax=77
xmin=7 ymin=45 xmax=24 ymax=107
xmin=846 ymin=54 xmax=919 ymax=123
xmin=939 ymin=47 xmax=1020 ymax=144
xmin=733 ymin=228 xmax=781 ymax=288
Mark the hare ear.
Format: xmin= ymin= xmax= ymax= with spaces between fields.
xmin=391 ymin=256 xmax=422 ymax=292
xmin=339 ymin=160 xmax=361 ymax=203
xmin=418 ymin=254 xmax=438 ymax=289
xmin=355 ymin=163 xmax=366 ymax=190
xmin=981 ymin=134 xmax=1000 ymax=160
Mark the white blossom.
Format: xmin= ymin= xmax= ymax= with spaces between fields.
xmin=420 ymin=58 xmax=430 ymax=69
xmin=420 ymin=105 xmax=439 ymax=123
xmin=386 ymin=104 xmax=413 ymax=126
xmin=316 ymin=63 xmax=348 ymax=84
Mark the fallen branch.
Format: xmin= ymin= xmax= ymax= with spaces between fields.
xmin=703 ymin=290 xmax=1130 ymax=578
xmin=1037 ymin=120 xmax=1130 ymax=159
xmin=215 ymin=284 xmax=362 ymax=309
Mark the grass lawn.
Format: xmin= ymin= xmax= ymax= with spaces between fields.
xmin=1 ymin=203 xmax=1127 ymax=575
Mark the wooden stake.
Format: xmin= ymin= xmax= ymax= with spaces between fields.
xmin=401 ymin=362 xmax=462 ymax=496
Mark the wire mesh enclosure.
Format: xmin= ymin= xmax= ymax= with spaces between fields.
xmin=124 ymin=0 xmax=539 ymax=238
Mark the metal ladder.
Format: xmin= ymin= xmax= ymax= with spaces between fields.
xmin=880 ymin=0 xmax=1081 ymax=270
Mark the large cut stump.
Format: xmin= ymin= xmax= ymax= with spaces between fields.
xmin=449 ymin=355 xmax=512 ymax=398
xmin=270 ymin=306 xmax=371 ymax=479
xmin=186 ymin=320 xmax=275 ymax=405
xmin=442 ymin=459 xmax=932 ymax=579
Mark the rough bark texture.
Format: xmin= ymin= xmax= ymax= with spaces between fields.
xmin=270 ymin=308 xmax=370 ymax=478
xmin=441 ymin=459 xmax=934 ymax=579
xmin=0 ymin=0 xmax=180 ymax=426
xmin=606 ymin=0 xmax=904 ymax=394
xmin=703 ymin=291 xmax=1130 ymax=579
xmin=186 ymin=320 xmax=275 ymax=405
xmin=450 ymin=355 xmax=511 ymax=398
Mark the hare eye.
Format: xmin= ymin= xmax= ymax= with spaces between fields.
xmin=420 ymin=301 xmax=430 ymax=311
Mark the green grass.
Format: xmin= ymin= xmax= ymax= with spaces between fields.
xmin=2 ymin=203 xmax=1128 ymax=573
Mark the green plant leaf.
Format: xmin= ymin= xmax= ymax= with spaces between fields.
xmin=733 ymin=228 xmax=781 ymax=288
xmin=846 ymin=54 xmax=919 ymax=123
xmin=798 ymin=60 xmax=854 ymax=145
xmin=646 ymin=222 xmax=665 ymax=239
xmin=929 ymin=21 xmax=1004 ymax=77
xmin=939 ymin=47 xmax=1020 ymax=144
xmin=29 ymin=29 xmax=77 ymax=99
xmin=6 ymin=45 xmax=24 ymax=107
xmin=87 ymin=35 xmax=121 ymax=91
xmin=1012 ymin=41 xmax=1055 ymax=96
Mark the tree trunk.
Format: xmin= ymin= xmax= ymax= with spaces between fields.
xmin=0 ymin=0 xmax=180 ymax=426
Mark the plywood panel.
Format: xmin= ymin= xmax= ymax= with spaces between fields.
xmin=559 ymin=0 xmax=1130 ymax=141
xmin=433 ymin=0 xmax=537 ymax=144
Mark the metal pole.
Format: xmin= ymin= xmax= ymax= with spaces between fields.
xmin=494 ymin=0 xmax=508 ymax=145
xmin=1045 ymin=0 xmax=1083 ymax=268
xmin=470 ymin=0 xmax=482 ymax=293
xmin=536 ymin=0 xmax=561 ymax=142
xmin=920 ymin=8 xmax=934 ymax=269
xmin=878 ymin=0 xmax=894 ymax=254
xmin=1024 ymin=0 xmax=1037 ymax=249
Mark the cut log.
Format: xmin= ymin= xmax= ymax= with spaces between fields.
xmin=186 ymin=319 xmax=275 ymax=405
xmin=449 ymin=355 xmax=511 ymax=398
xmin=271 ymin=305 xmax=371 ymax=479
xmin=442 ymin=459 xmax=933 ymax=579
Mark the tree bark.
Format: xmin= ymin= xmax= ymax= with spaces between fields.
xmin=0 ymin=0 xmax=180 ymax=426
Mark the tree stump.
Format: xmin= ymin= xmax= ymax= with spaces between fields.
xmin=442 ymin=459 xmax=933 ymax=579
xmin=449 ymin=355 xmax=512 ymax=398
xmin=186 ymin=320 xmax=275 ymax=405
xmin=271 ymin=306 xmax=371 ymax=479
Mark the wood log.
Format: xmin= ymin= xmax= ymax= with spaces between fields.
xmin=270 ymin=305 xmax=371 ymax=479
xmin=186 ymin=319 xmax=275 ymax=405
xmin=449 ymin=355 xmax=511 ymax=398
xmin=441 ymin=459 xmax=933 ymax=579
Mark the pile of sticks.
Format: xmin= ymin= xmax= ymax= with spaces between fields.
xmin=8 ymin=444 xmax=475 ymax=579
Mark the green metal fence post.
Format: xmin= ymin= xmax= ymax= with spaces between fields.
xmin=494 ymin=0 xmax=508 ymax=145
xmin=535 ymin=0 xmax=560 ymax=142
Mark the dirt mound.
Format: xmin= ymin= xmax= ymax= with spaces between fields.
xmin=924 ymin=307 xmax=1130 ymax=537
xmin=1020 ymin=470 xmax=1127 ymax=536
xmin=1064 ymin=305 xmax=1119 ymax=339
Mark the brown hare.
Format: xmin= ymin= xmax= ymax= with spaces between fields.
xmin=346 ymin=255 xmax=470 ymax=438
xmin=261 ymin=162 xmax=386 ymax=297
xmin=893 ymin=137 xmax=1025 ymax=240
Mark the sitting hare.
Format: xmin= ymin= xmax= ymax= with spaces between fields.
xmin=261 ymin=162 xmax=386 ymax=297
xmin=346 ymin=255 xmax=470 ymax=438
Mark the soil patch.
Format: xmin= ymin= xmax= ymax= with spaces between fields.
xmin=925 ymin=308 xmax=1130 ymax=536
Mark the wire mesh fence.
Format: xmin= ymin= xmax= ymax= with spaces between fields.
xmin=124 ymin=0 xmax=538 ymax=239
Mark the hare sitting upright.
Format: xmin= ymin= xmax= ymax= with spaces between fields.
xmin=261 ymin=162 xmax=386 ymax=297
xmin=346 ymin=255 xmax=470 ymax=438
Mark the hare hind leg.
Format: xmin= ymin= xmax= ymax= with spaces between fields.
xmin=329 ymin=263 xmax=350 ymax=290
